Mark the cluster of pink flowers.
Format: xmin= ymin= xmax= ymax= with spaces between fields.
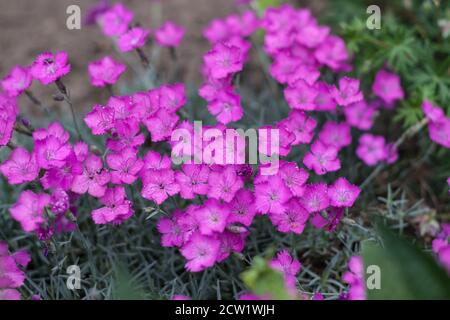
xmin=0 ymin=242 xmax=30 ymax=300
xmin=432 ymin=224 xmax=450 ymax=273
xmin=342 ymin=256 xmax=366 ymax=300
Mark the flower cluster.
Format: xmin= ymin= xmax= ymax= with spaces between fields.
xmin=432 ymin=224 xmax=450 ymax=273
xmin=342 ymin=256 xmax=366 ymax=300
xmin=0 ymin=242 xmax=30 ymax=300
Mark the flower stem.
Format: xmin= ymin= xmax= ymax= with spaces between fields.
xmin=24 ymin=90 xmax=50 ymax=115
xmin=55 ymin=79 xmax=82 ymax=140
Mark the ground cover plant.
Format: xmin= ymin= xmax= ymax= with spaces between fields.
xmin=0 ymin=0 xmax=449 ymax=300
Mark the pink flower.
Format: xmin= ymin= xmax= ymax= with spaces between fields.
xmin=142 ymin=150 xmax=171 ymax=171
xmin=180 ymin=233 xmax=220 ymax=272
xmin=254 ymin=176 xmax=291 ymax=214
xmin=10 ymin=191 xmax=51 ymax=232
xmin=132 ymin=90 xmax=160 ymax=120
xmin=314 ymin=81 xmax=337 ymax=111
xmin=318 ymin=121 xmax=352 ymax=150
xmin=141 ymin=169 xmax=179 ymax=205
xmin=92 ymin=186 xmax=134 ymax=225
xmin=106 ymin=118 xmax=145 ymax=152
xmin=84 ymin=104 xmax=115 ymax=135
xmin=331 ymin=77 xmax=363 ymax=106
xmin=279 ymin=161 xmax=309 ymax=197
xmin=384 ymin=143 xmax=398 ymax=164
xmin=207 ymin=91 xmax=243 ymax=124
xmin=303 ymin=140 xmax=341 ymax=175
xmin=344 ymin=100 xmax=376 ymax=130
xmin=356 ymin=134 xmax=387 ymax=166
xmin=270 ymin=250 xmax=301 ymax=290
xmin=106 ymin=147 xmax=144 ymax=184
xmin=270 ymin=198 xmax=309 ymax=234
xmin=207 ymin=166 xmax=244 ymax=203
xmin=117 ymin=27 xmax=150 ymax=52
xmin=34 ymin=136 xmax=72 ymax=170
xmin=328 ymin=178 xmax=360 ymax=208
xmin=203 ymin=42 xmax=244 ymax=79
xmin=71 ymin=154 xmax=111 ymax=198
xmin=88 ymin=56 xmax=126 ymax=87
xmin=372 ymin=70 xmax=404 ymax=106
xmin=216 ymin=231 xmax=246 ymax=262
xmin=296 ymin=23 xmax=330 ymax=48
xmin=40 ymin=151 xmax=83 ymax=191
xmin=175 ymin=164 xmax=210 ymax=199
xmin=227 ymin=189 xmax=256 ymax=227
xmin=0 ymin=242 xmax=30 ymax=300
xmin=49 ymin=189 xmax=70 ymax=215
xmin=428 ymin=119 xmax=450 ymax=148
xmin=30 ymin=51 xmax=71 ymax=85
xmin=343 ymin=256 xmax=366 ymax=300
xmin=143 ymin=109 xmax=179 ymax=142
xmin=194 ymin=199 xmax=230 ymax=235
xmin=1 ymin=65 xmax=32 ymax=97
xmin=158 ymin=210 xmax=185 ymax=247
xmin=311 ymin=207 xmax=344 ymax=232
xmin=422 ymin=100 xmax=445 ymax=123
xmin=0 ymin=147 xmax=39 ymax=185
xmin=300 ymin=183 xmax=329 ymax=213
xmin=284 ymin=79 xmax=318 ymax=111
xmin=107 ymin=96 xmax=133 ymax=120
xmin=0 ymin=94 xmax=18 ymax=147
xmin=159 ymin=83 xmax=186 ymax=113
xmin=278 ymin=111 xmax=317 ymax=145
xmin=314 ymin=35 xmax=349 ymax=71
xmin=155 ymin=21 xmax=185 ymax=47
xmin=98 ymin=3 xmax=133 ymax=37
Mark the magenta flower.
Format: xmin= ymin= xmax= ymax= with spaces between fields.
xmin=300 ymin=183 xmax=329 ymax=213
xmin=343 ymin=256 xmax=366 ymax=300
xmin=84 ymin=104 xmax=115 ymax=135
xmin=254 ymin=176 xmax=291 ymax=214
xmin=314 ymin=81 xmax=337 ymax=111
xmin=92 ymin=186 xmax=134 ymax=225
xmin=9 ymin=191 xmax=51 ymax=232
xmin=428 ymin=119 xmax=450 ymax=148
xmin=203 ymin=19 xmax=231 ymax=44
xmin=194 ymin=199 xmax=230 ymax=235
xmin=1 ymin=65 xmax=32 ymax=97
xmin=106 ymin=118 xmax=145 ymax=152
xmin=372 ymin=69 xmax=404 ymax=106
xmin=30 ymin=52 xmax=71 ymax=85
xmin=106 ymin=147 xmax=144 ymax=184
xmin=216 ymin=231 xmax=246 ymax=262
xmin=132 ymin=90 xmax=160 ymax=120
xmin=180 ymin=233 xmax=220 ymax=272
xmin=175 ymin=164 xmax=210 ymax=199
xmin=303 ymin=140 xmax=341 ymax=175
xmin=356 ymin=134 xmax=387 ymax=166
xmin=0 ymin=94 xmax=18 ymax=147
xmin=155 ymin=21 xmax=185 ymax=47
xmin=0 ymin=147 xmax=39 ymax=185
xmin=422 ymin=100 xmax=445 ymax=123
xmin=158 ymin=210 xmax=185 ymax=248
xmin=344 ymin=100 xmax=376 ymax=131
xmin=279 ymin=111 xmax=316 ymax=145
xmin=98 ymin=3 xmax=133 ymax=37
xmin=71 ymin=154 xmax=111 ymax=198
xmin=49 ymin=189 xmax=70 ymax=215
xmin=141 ymin=169 xmax=180 ymax=205
xmin=159 ymin=83 xmax=187 ymax=113
xmin=270 ymin=250 xmax=301 ymax=291
xmin=34 ymin=136 xmax=72 ymax=170
xmin=284 ymin=79 xmax=318 ymax=111
xmin=331 ymin=77 xmax=363 ymax=106
xmin=269 ymin=53 xmax=301 ymax=84
xmin=207 ymin=91 xmax=243 ymax=124
xmin=228 ymin=189 xmax=256 ymax=227
xmin=203 ymin=42 xmax=244 ymax=79
xmin=107 ymin=96 xmax=133 ymax=120
xmin=40 ymin=151 xmax=83 ymax=191
xmin=311 ymin=207 xmax=344 ymax=232
xmin=207 ymin=166 xmax=244 ymax=203
xmin=142 ymin=150 xmax=172 ymax=171
xmin=143 ymin=109 xmax=179 ymax=142
xmin=318 ymin=121 xmax=352 ymax=150
xmin=279 ymin=161 xmax=309 ymax=197
xmin=296 ymin=23 xmax=330 ymax=48
xmin=88 ymin=56 xmax=126 ymax=87
xmin=117 ymin=27 xmax=150 ymax=52
xmin=0 ymin=242 xmax=30 ymax=300
xmin=314 ymin=35 xmax=349 ymax=71
xmin=269 ymin=198 xmax=309 ymax=234
xmin=328 ymin=178 xmax=360 ymax=208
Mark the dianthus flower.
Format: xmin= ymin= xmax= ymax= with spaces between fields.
xmin=300 ymin=183 xmax=329 ymax=213
xmin=0 ymin=147 xmax=39 ymax=185
xmin=227 ymin=189 xmax=256 ymax=227
xmin=71 ymin=154 xmax=111 ymax=198
xmin=278 ymin=111 xmax=316 ymax=145
xmin=356 ymin=134 xmax=387 ymax=166
xmin=284 ymin=79 xmax=318 ymax=111
xmin=216 ymin=231 xmax=247 ymax=262
xmin=278 ymin=161 xmax=309 ymax=197
xmin=203 ymin=42 xmax=244 ymax=79
xmin=92 ymin=186 xmax=134 ymax=225
xmin=344 ymin=100 xmax=376 ymax=130
xmin=84 ymin=104 xmax=115 ymax=135
xmin=270 ymin=250 xmax=301 ymax=292
xmin=269 ymin=198 xmax=309 ymax=234
xmin=141 ymin=169 xmax=179 ymax=204
xmin=157 ymin=210 xmax=185 ymax=248
xmin=328 ymin=177 xmax=360 ymax=208
xmin=0 ymin=242 xmax=30 ymax=300
xmin=318 ymin=121 xmax=352 ymax=150
xmin=343 ymin=256 xmax=366 ymax=300
xmin=314 ymin=35 xmax=349 ymax=71
xmin=372 ymin=69 xmax=404 ymax=106
xmin=143 ymin=109 xmax=179 ymax=142
xmin=88 ymin=56 xmax=126 ymax=87
xmin=0 ymin=94 xmax=18 ymax=147
xmin=331 ymin=77 xmax=363 ymax=106
xmin=303 ymin=140 xmax=341 ymax=175
xmin=311 ymin=207 xmax=344 ymax=232
xmin=194 ymin=199 xmax=230 ymax=235
xmin=180 ymin=233 xmax=220 ymax=272
xmin=175 ymin=164 xmax=210 ymax=200
xmin=106 ymin=118 xmax=145 ymax=152
xmin=254 ymin=176 xmax=291 ymax=214
xmin=30 ymin=51 xmax=71 ymax=85
xmin=106 ymin=147 xmax=144 ymax=184
xmin=9 ymin=191 xmax=51 ymax=232
xmin=1 ymin=65 xmax=32 ymax=97
xmin=117 ymin=27 xmax=150 ymax=52
xmin=98 ymin=3 xmax=133 ymax=37
xmin=155 ymin=21 xmax=185 ymax=47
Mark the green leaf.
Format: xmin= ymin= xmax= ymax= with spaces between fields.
xmin=113 ymin=266 xmax=147 ymax=300
xmin=362 ymin=221 xmax=450 ymax=299
xmin=241 ymin=256 xmax=293 ymax=300
xmin=251 ymin=0 xmax=282 ymax=16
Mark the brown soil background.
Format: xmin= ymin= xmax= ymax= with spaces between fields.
xmin=0 ymin=0 xmax=324 ymax=116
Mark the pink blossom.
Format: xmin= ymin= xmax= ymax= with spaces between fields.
xmin=269 ymin=53 xmax=301 ymax=84
xmin=331 ymin=77 xmax=363 ymax=106
xmin=141 ymin=169 xmax=179 ymax=205
xmin=155 ymin=21 xmax=185 ymax=47
xmin=203 ymin=19 xmax=232 ymax=44
xmin=142 ymin=150 xmax=171 ymax=171
xmin=92 ymin=186 xmax=134 ymax=225
xmin=284 ymin=79 xmax=318 ymax=111
xmin=279 ymin=161 xmax=309 ymax=197
xmin=372 ymin=70 xmax=404 ymax=106
xmin=106 ymin=118 xmax=145 ymax=152
xmin=278 ymin=111 xmax=317 ymax=145
xmin=107 ymin=96 xmax=133 ymax=121
xmin=216 ymin=231 xmax=246 ymax=262
xmin=228 ymin=189 xmax=256 ymax=227
xmin=311 ymin=207 xmax=344 ymax=232
xmin=356 ymin=134 xmax=387 ymax=166
xmin=207 ymin=166 xmax=244 ymax=203
xmin=88 ymin=56 xmax=126 ymax=87
xmin=328 ymin=178 xmax=360 ymax=208
xmin=132 ymin=90 xmax=160 ymax=120
xmin=30 ymin=51 xmax=71 ymax=85
xmin=300 ymin=183 xmax=329 ymax=213
xmin=0 ymin=147 xmax=39 ymax=185
xmin=303 ymin=140 xmax=341 ymax=175
xmin=314 ymin=81 xmax=337 ymax=111
xmin=314 ymin=35 xmax=349 ymax=71
xmin=34 ymin=136 xmax=72 ymax=169
xmin=343 ymin=256 xmax=366 ymax=300
xmin=318 ymin=121 xmax=352 ymax=150
xmin=194 ymin=199 xmax=230 ymax=235
xmin=428 ymin=119 xmax=450 ymax=148
xmin=254 ymin=176 xmax=291 ymax=214
xmin=203 ymin=42 xmax=244 ymax=79
xmin=98 ymin=3 xmax=133 ymax=37
xmin=84 ymin=104 xmax=115 ymax=135
xmin=10 ymin=191 xmax=51 ymax=232
xmin=180 ymin=233 xmax=220 ymax=272
xmin=344 ymin=100 xmax=376 ymax=130
xmin=71 ymin=154 xmax=111 ymax=198
xmin=296 ymin=23 xmax=330 ymax=48
xmin=159 ymin=83 xmax=186 ymax=113
xmin=422 ymin=100 xmax=445 ymax=123
xmin=270 ymin=250 xmax=301 ymax=290
xmin=269 ymin=198 xmax=309 ymax=234
xmin=287 ymin=64 xmax=320 ymax=87
xmin=50 ymin=189 xmax=70 ymax=215
xmin=1 ymin=65 xmax=32 ymax=97
xmin=143 ymin=109 xmax=179 ymax=142
xmin=117 ymin=27 xmax=150 ymax=52
xmin=157 ymin=210 xmax=185 ymax=247
xmin=207 ymin=91 xmax=243 ymax=125
xmin=199 ymin=77 xmax=233 ymax=102
xmin=106 ymin=147 xmax=144 ymax=184
xmin=0 ymin=242 xmax=30 ymax=300
xmin=175 ymin=164 xmax=210 ymax=199
xmin=40 ymin=151 xmax=83 ymax=191
xmin=0 ymin=94 xmax=18 ymax=147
